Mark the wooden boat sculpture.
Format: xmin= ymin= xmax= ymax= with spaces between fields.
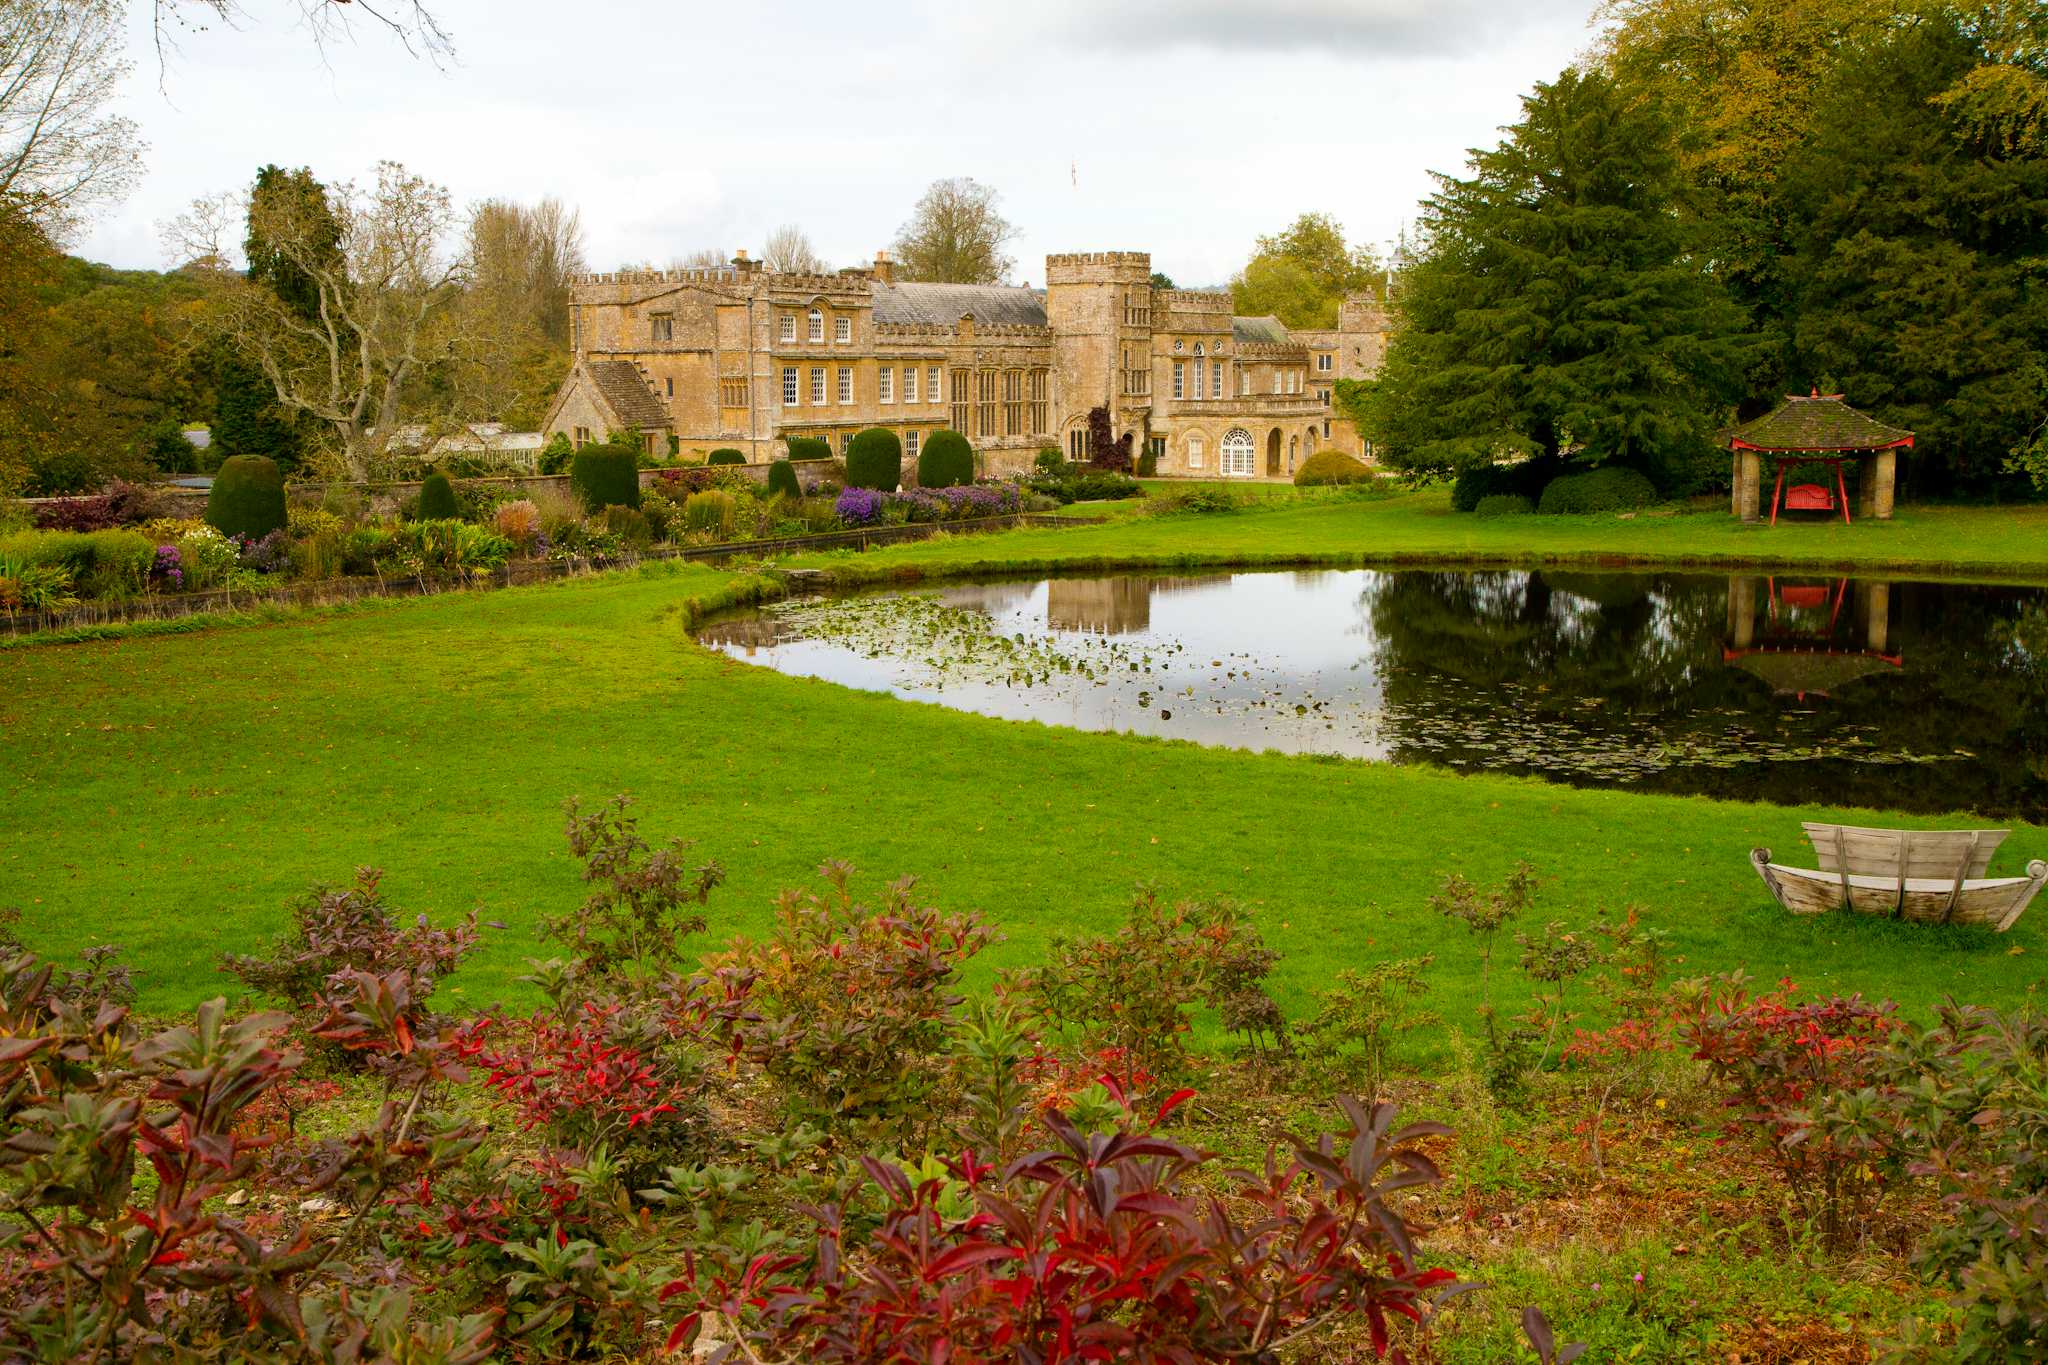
xmin=1752 ymin=823 xmax=2047 ymax=932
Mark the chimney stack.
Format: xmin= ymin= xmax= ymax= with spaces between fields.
xmin=730 ymin=249 xmax=758 ymax=274
xmin=873 ymin=250 xmax=895 ymax=285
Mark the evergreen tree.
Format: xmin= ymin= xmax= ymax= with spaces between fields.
xmin=213 ymin=355 xmax=300 ymax=466
xmin=1367 ymin=67 xmax=1747 ymax=489
xmin=245 ymin=165 xmax=344 ymax=325
xmin=1778 ymin=16 xmax=2048 ymax=494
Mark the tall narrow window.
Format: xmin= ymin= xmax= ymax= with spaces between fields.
xmin=1028 ymin=369 xmax=1049 ymax=434
xmin=834 ymin=316 xmax=851 ymax=343
xmin=1317 ymin=353 xmax=1332 ymax=372
xmin=810 ymin=367 xmax=826 ymax=404
xmin=665 ymin=377 xmax=674 ymax=397
xmin=976 ymin=369 xmax=997 ymax=438
xmin=950 ymin=369 xmax=969 ymax=433
xmin=1187 ymin=434 xmax=1205 ymax=469
xmin=1172 ymin=361 xmax=1184 ymax=400
xmin=1210 ymin=360 xmax=1222 ymax=399
xmin=902 ymin=367 xmax=917 ymax=403
xmin=838 ymin=366 xmax=852 ymax=404
xmin=779 ymin=315 xmax=796 ymax=343
xmin=879 ymin=367 xmax=894 ymax=403
xmin=1272 ymin=370 xmax=1283 ymax=395
xmin=782 ymin=367 xmax=798 ymax=406
xmin=808 ymin=309 xmax=824 ymax=342
xmin=905 ymin=429 xmax=920 ymax=460
xmin=929 ymin=366 xmax=943 ymax=403
xmin=650 ymin=313 xmax=674 ymax=342
xmin=1002 ymin=369 xmax=1024 ymax=437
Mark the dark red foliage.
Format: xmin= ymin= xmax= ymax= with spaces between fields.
xmin=662 ymin=1095 xmax=1468 ymax=1363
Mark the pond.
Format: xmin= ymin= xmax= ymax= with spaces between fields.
xmin=697 ymin=569 xmax=2048 ymax=820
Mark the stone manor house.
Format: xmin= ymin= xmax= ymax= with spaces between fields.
xmin=544 ymin=250 xmax=1389 ymax=479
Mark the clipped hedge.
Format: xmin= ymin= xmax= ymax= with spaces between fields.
xmin=785 ymin=436 xmax=831 ymax=462
xmin=766 ymin=460 xmax=801 ymax=499
xmin=204 ymin=455 xmax=288 ymax=541
xmin=416 ymin=471 xmax=458 ymax=521
xmin=916 ymin=430 xmax=974 ymax=489
xmin=708 ymin=448 xmax=746 ymax=466
xmin=1293 ymin=451 xmax=1372 ymax=487
xmin=845 ymin=428 xmax=902 ymax=491
xmin=1537 ymin=465 xmax=1659 ymax=515
xmin=1472 ymin=493 xmax=1535 ymax=518
xmin=570 ymin=445 xmax=641 ymax=511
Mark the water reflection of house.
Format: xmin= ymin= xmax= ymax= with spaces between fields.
xmin=1045 ymin=576 xmax=1219 ymax=635
xmin=1724 ymin=576 xmax=1901 ymax=698
xmin=694 ymin=614 xmax=800 ymax=654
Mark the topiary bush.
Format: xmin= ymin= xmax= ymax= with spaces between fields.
xmin=845 ymin=428 xmax=902 ymax=491
xmin=766 ymin=459 xmax=801 ymax=499
xmin=415 ymin=471 xmax=458 ymax=521
xmin=1294 ymin=451 xmax=1373 ymax=487
xmin=916 ymin=429 xmax=974 ymax=489
xmin=204 ymin=455 xmax=287 ymax=541
xmin=570 ymin=445 xmax=641 ymax=512
xmin=1473 ymin=493 xmax=1535 ymax=518
xmin=1537 ymin=465 xmax=1659 ymax=515
xmin=1450 ymin=457 xmax=1564 ymax=512
xmin=708 ymin=448 xmax=746 ymax=466
xmin=785 ymin=436 xmax=831 ymax=462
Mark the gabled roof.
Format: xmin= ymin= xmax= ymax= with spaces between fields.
xmin=587 ymin=360 xmax=669 ymax=430
xmin=872 ymin=282 xmax=1047 ymax=327
xmin=1729 ymin=394 xmax=1914 ymax=453
xmin=1231 ymin=315 xmax=1290 ymax=345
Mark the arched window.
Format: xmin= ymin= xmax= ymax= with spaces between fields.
xmin=1221 ymin=428 xmax=1254 ymax=478
xmin=1193 ymin=342 xmax=1204 ymax=357
xmin=807 ymin=309 xmax=823 ymax=342
xmin=1305 ymin=427 xmax=1318 ymax=455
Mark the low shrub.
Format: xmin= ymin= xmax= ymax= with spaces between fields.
xmin=1537 ymin=465 xmax=1659 ymax=515
xmin=0 ymin=557 xmax=78 ymax=612
xmin=707 ymin=448 xmax=746 ymax=466
xmin=765 ymin=459 xmax=801 ymax=499
xmin=1474 ymin=492 xmax=1535 ymax=518
xmin=1026 ymin=471 xmax=1144 ymax=505
xmin=1137 ymin=449 xmax=1159 ymax=477
xmin=176 ymin=525 xmax=242 ymax=589
xmin=1295 ymin=450 xmax=1373 ymax=486
xmin=538 ymin=430 xmax=574 ymax=474
xmin=1451 ymin=457 xmax=1561 ymax=512
xmin=844 ymin=428 xmax=902 ymax=491
xmin=392 ymin=519 xmax=515 ymax=574
xmin=0 ymin=529 xmax=154 ymax=598
xmin=31 ymin=492 xmax=121 ymax=532
xmin=784 ymin=436 xmax=831 ymax=462
xmin=599 ymin=504 xmax=653 ymax=549
xmin=835 ymin=487 xmax=884 ymax=526
xmin=570 ymin=445 xmax=641 ymax=512
xmin=916 ymin=429 xmax=974 ymax=489
xmin=416 ymin=470 xmax=459 ymax=520
xmin=1148 ymin=486 xmax=1251 ymax=514
xmin=237 ymin=528 xmax=291 ymax=574
xmin=1034 ymin=446 xmax=1065 ymax=474
xmin=204 ymin=455 xmax=288 ymax=541
xmin=638 ymin=489 xmax=683 ymax=541
xmin=683 ymin=490 xmax=735 ymax=536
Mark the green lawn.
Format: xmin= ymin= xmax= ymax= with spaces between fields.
xmin=5 ymin=495 xmax=2046 ymax=1022
xmin=817 ymin=485 xmax=2048 ymax=581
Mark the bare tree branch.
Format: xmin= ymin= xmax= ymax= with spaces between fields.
xmin=0 ymin=0 xmax=144 ymax=242
xmin=153 ymin=1 xmax=457 ymax=71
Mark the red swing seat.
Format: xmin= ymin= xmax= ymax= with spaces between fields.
xmin=1784 ymin=483 xmax=1835 ymax=511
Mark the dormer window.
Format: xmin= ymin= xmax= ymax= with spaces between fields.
xmin=808 ymin=309 xmax=824 ymax=342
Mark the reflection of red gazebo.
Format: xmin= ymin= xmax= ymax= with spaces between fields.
xmin=1728 ymin=392 xmax=1914 ymax=525
xmin=1723 ymin=576 xmax=1901 ymax=701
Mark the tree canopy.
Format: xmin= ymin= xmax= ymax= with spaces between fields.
xmin=1230 ymin=213 xmax=1382 ymax=329
xmin=1366 ymin=67 xmax=1747 ymax=486
xmin=891 ymin=178 xmax=1017 ymax=285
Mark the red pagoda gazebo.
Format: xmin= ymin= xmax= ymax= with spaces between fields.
xmin=1728 ymin=392 xmax=1914 ymax=524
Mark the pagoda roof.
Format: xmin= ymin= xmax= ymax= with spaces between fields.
xmin=1729 ymin=393 xmax=1913 ymax=454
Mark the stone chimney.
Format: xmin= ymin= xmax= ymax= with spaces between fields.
xmin=730 ymin=248 xmax=759 ymax=275
xmin=873 ymin=250 xmax=895 ymax=285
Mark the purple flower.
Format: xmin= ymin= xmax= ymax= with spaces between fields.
xmin=835 ymin=487 xmax=885 ymax=526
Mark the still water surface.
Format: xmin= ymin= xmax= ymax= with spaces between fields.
xmin=697 ymin=569 xmax=2048 ymax=819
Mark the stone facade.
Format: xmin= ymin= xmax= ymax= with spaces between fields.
xmin=543 ymin=249 xmax=1390 ymax=481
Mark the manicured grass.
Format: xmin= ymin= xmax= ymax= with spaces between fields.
xmin=3 ymin=550 xmax=2042 ymax=1024
xmin=805 ymin=484 xmax=2048 ymax=581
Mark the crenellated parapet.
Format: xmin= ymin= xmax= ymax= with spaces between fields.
xmin=1155 ymin=289 xmax=1231 ymax=313
xmin=762 ymin=271 xmax=873 ymax=296
xmin=1234 ymin=340 xmax=1309 ymax=360
xmin=571 ymin=267 xmax=739 ymax=286
xmin=873 ymin=321 xmax=1054 ymax=342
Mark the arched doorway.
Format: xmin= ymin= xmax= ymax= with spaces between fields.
xmin=1221 ymin=427 xmax=1254 ymax=478
xmin=1305 ymin=427 xmax=1318 ymax=456
xmin=1287 ymin=435 xmax=1299 ymax=472
xmin=1266 ymin=429 xmax=1282 ymax=477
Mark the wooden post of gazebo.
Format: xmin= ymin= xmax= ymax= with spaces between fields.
xmin=1727 ymin=392 xmax=1914 ymax=525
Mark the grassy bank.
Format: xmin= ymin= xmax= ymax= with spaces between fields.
xmin=797 ymin=485 xmax=2048 ymax=582
xmin=3 ymin=555 xmax=2041 ymax=1021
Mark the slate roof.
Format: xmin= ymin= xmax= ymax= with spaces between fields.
xmin=1230 ymin=315 xmax=1291 ymax=345
xmin=871 ymin=282 xmax=1047 ymax=328
xmin=587 ymin=360 xmax=669 ymax=429
xmin=1729 ymin=394 xmax=1914 ymax=453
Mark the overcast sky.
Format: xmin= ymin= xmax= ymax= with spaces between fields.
xmin=79 ymin=0 xmax=1602 ymax=286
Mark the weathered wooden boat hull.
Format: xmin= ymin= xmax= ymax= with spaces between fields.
xmin=1751 ymin=848 xmax=2048 ymax=932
